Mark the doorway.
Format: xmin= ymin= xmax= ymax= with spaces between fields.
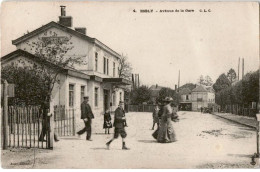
xmin=104 ymin=89 xmax=110 ymax=112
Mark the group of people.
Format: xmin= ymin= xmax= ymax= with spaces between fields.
xmin=76 ymin=95 xmax=179 ymax=151
xmin=77 ymin=96 xmax=129 ymax=150
xmin=152 ymin=97 xmax=179 ymax=143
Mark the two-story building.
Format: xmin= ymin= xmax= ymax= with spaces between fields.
xmin=179 ymin=85 xmax=215 ymax=111
xmin=1 ymin=6 xmax=131 ymax=123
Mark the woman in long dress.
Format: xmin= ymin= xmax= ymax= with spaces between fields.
xmin=152 ymin=97 xmax=177 ymax=143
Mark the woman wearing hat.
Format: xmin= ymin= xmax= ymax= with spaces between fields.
xmin=153 ymin=97 xmax=177 ymax=143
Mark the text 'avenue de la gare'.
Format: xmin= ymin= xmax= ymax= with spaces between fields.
xmin=137 ymin=9 xmax=212 ymax=13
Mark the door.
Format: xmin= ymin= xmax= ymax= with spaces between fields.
xmin=104 ymin=89 xmax=109 ymax=112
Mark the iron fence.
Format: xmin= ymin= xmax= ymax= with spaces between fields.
xmin=54 ymin=105 xmax=75 ymax=136
xmin=7 ymin=105 xmax=50 ymax=149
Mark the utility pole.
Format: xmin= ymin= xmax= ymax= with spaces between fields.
xmin=2 ymin=80 xmax=9 ymax=149
xmin=238 ymin=57 xmax=240 ymax=80
xmin=178 ymin=70 xmax=180 ymax=92
xmin=242 ymin=58 xmax=245 ymax=79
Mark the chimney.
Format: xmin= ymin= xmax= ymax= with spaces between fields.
xmin=75 ymin=27 xmax=87 ymax=35
xmin=58 ymin=6 xmax=73 ymax=27
xmin=175 ymin=84 xmax=177 ymax=91
xmin=156 ymin=84 xmax=158 ymax=88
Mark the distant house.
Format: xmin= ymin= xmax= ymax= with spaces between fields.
xmin=179 ymin=85 xmax=215 ymax=111
xmin=179 ymin=88 xmax=192 ymax=111
xmin=149 ymin=84 xmax=165 ymax=103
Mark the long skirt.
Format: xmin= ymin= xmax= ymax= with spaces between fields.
xmin=152 ymin=118 xmax=176 ymax=143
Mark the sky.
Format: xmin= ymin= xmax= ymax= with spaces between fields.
xmin=1 ymin=1 xmax=259 ymax=88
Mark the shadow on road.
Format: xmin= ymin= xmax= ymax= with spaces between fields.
xmin=138 ymin=140 xmax=157 ymax=143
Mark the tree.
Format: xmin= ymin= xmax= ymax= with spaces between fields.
xmin=2 ymin=31 xmax=84 ymax=105
xmin=1 ymin=64 xmax=50 ymax=105
xmin=156 ymin=87 xmax=179 ymax=105
xmin=227 ymin=68 xmax=237 ymax=84
xmin=130 ymin=85 xmax=151 ymax=104
xmin=204 ymin=75 xmax=213 ymax=86
xmin=198 ymin=75 xmax=205 ymax=85
xmin=213 ymin=73 xmax=231 ymax=93
xmin=118 ymin=54 xmax=132 ymax=80
xmin=179 ymin=83 xmax=196 ymax=91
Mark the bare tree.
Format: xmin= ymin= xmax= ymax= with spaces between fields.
xmin=118 ymin=54 xmax=132 ymax=80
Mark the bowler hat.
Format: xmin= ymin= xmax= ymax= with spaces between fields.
xmin=83 ymin=96 xmax=89 ymax=99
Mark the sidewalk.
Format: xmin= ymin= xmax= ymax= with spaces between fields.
xmin=212 ymin=112 xmax=258 ymax=129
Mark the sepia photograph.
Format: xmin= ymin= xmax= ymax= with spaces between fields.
xmin=0 ymin=0 xmax=260 ymax=169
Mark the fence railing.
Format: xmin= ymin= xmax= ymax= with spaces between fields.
xmin=128 ymin=104 xmax=156 ymax=112
xmin=221 ymin=104 xmax=257 ymax=117
xmin=54 ymin=105 xmax=75 ymax=136
xmin=7 ymin=105 xmax=50 ymax=149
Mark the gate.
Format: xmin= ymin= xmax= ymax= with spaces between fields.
xmin=54 ymin=105 xmax=75 ymax=136
xmin=7 ymin=105 xmax=51 ymax=149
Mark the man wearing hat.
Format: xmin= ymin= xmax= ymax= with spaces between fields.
xmin=77 ymin=96 xmax=94 ymax=141
xmin=106 ymin=100 xmax=129 ymax=150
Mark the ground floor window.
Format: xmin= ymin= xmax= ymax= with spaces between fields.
xmin=69 ymin=84 xmax=75 ymax=107
xmin=95 ymin=87 xmax=99 ymax=107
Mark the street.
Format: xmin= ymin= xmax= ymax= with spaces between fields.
xmin=2 ymin=111 xmax=257 ymax=168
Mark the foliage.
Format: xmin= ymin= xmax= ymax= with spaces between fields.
xmin=179 ymin=83 xmax=196 ymax=91
xmin=1 ymin=64 xmax=50 ymax=105
xmin=213 ymin=73 xmax=231 ymax=93
xmin=197 ymin=75 xmax=213 ymax=86
xmin=156 ymin=87 xmax=179 ymax=105
xmin=2 ymin=31 xmax=84 ymax=105
xmin=227 ymin=68 xmax=237 ymax=84
xmin=215 ymin=70 xmax=259 ymax=109
xmin=130 ymin=85 xmax=151 ymax=105
xmin=118 ymin=54 xmax=132 ymax=80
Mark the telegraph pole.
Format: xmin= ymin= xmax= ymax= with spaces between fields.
xmin=238 ymin=57 xmax=240 ymax=80
xmin=178 ymin=70 xmax=180 ymax=92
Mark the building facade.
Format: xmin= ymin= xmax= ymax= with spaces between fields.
xmin=2 ymin=7 xmax=131 ymax=120
xmin=179 ymin=85 xmax=215 ymax=111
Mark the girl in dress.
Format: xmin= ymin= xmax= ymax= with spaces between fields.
xmin=103 ymin=109 xmax=112 ymax=134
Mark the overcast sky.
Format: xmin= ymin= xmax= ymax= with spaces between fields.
xmin=1 ymin=1 xmax=259 ymax=88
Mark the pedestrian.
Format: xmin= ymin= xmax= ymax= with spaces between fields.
xmin=151 ymin=103 xmax=159 ymax=130
xmin=200 ymin=107 xmax=203 ymax=113
xmin=39 ymin=100 xmax=59 ymax=142
xmin=77 ymin=96 xmax=94 ymax=141
xmin=103 ymin=109 xmax=112 ymax=134
xmin=152 ymin=97 xmax=177 ymax=143
xmin=106 ymin=101 xmax=129 ymax=150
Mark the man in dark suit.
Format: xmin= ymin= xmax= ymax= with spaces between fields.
xmin=77 ymin=96 xmax=94 ymax=141
xmin=106 ymin=101 xmax=129 ymax=150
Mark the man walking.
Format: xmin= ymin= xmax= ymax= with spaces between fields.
xmin=106 ymin=101 xmax=129 ymax=150
xmin=77 ymin=96 xmax=94 ymax=141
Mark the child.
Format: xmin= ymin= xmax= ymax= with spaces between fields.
xmin=103 ymin=109 xmax=112 ymax=134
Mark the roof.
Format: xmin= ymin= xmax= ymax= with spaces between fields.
xmin=150 ymin=85 xmax=164 ymax=91
xmin=179 ymin=88 xmax=192 ymax=95
xmin=192 ymin=85 xmax=215 ymax=93
xmin=12 ymin=21 xmax=121 ymax=59
xmin=1 ymin=49 xmax=90 ymax=80
xmin=103 ymin=78 xmax=132 ymax=85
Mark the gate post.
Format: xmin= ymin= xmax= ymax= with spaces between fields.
xmin=47 ymin=100 xmax=54 ymax=149
xmin=2 ymin=80 xmax=9 ymax=149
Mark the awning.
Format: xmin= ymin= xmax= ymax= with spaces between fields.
xmin=103 ymin=78 xmax=132 ymax=85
